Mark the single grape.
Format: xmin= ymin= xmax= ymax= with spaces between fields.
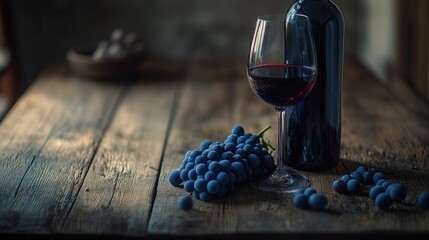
xmin=219 ymin=160 xmax=232 ymax=172
xmin=369 ymin=186 xmax=385 ymax=201
xmin=418 ymin=192 xmax=429 ymax=210
xmin=208 ymin=162 xmax=221 ymax=174
xmin=195 ymin=164 xmax=208 ymax=175
xmin=231 ymin=162 xmax=244 ymax=175
xmin=181 ymin=158 xmax=188 ymax=166
xmin=180 ymin=169 xmax=189 ymax=181
xmin=248 ymin=154 xmax=260 ymax=168
xmin=381 ymin=181 xmax=391 ymax=190
xmin=221 ymin=151 xmax=234 ymax=160
xmin=207 ymin=151 xmax=219 ymax=161
xmin=194 ymin=179 xmax=208 ymax=192
xmin=332 ymin=179 xmax=347 ymax=193
xmin=262 ymin=155 xmax=276 ymax=171
xmin=224 ymin=143 xmax=236 ymax=152
xmin=387 ymin=183 xmax=407 ymax=202
xmin=193 ymin=191 xmax=199 ymax=200
xmin=232 ymin=125 xmax=245 ymax=136
xmin=168 ymin=170 xmax=182 ymax=186
xmin=295 ymin=188 xmax=306 ymax=196
xmin=347 ymin=179 xmax=360 ymax=193
xmin=356 ymin=166 xmax=366 ymax=174
xmin=237 ymin=136 xmax=247 ymax=144
xmin=200 ymin=140 xmax=212 ymax=150
xmin=232 ymin=154 xmax=243 ymax=163
xmin=216 ymin=172 xmax=229 ymax=185
xmin=308 ymin=193 xmax=328 ymax=210
xmin=304 ymin=187 xmax=316 ymax=197
xmin=341 ymin=175 xmax=352 ymax=183
xmin=207 ymin=180 xmax=221 ymax=194
xmin=243 ymin=144 xmax=253 ymax=154
xmin=350 ymin=171 xmax=363 ymax=183
xmin=373 ymin=172 xmax=386 ymax=183
xmin=244 ymin=133 xmax=252 ymax=138
xmin=185 ymin=162 xmax=195 ymax=171
xmin=235 ymin=149 xmax=245 ymax=157
xmin=204 ymin=171 xmax=216 ymax=181
xmin=293 ymin=194 xmax=309 ymax=209
xmin=199 ymin=191 xmax=212 ymax=202
xmin=177 ymin=195 xmax=193 ymax=211
xmin=236 ymin=143 xmax=245 ymax=149
xmin=211 ymin=145 xmax=224 ymax=155
xmin=189 ymin=150 xmax=202 ymax=160
xmin=195 ymin=156 xmax=207 ymax=164
xmin=252 ymin=147 xmax=261 ymax=155
xmin=375 ymin=193 xmax=392 ymax=210
xmin=250 ymin=135 xmax=260 ymax=144
xmin=187 ymin=169 xmax=198 ymax=181
xmin=245 ymin=138 xmax=255 ymax=145
xmin=184 ymin=180 xmax=195 ymax=192
xmin=362 ymin=172 xmax=373 ymax=185
xmin=376 ymin=179 xmax=387 ymax=186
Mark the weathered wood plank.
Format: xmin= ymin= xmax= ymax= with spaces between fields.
xmin=147 ymin=62 xmax=236 ymax=234
xmin=148 ymin=59 xmax=429 ymax=236
xmin=61 ymin=80 xmax=177 ymax=236
xmin=0 ymin=65 xmax=123 ymax=232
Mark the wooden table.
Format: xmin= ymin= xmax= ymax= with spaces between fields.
xmin=0 ymin=59 xmax=428 ymax=239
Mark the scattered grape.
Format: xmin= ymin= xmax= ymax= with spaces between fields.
xmin=387 ymin=184 xmax=406 ymax=202
xmin=418 ymin=192 xmax=429 ymax=210
xmin=304 ymin=187 xmax=316 ymax=197
xmin=373 ymin=172 xmax=386 ymax=183
xmin=177 ymin=196 xmax=193 ymax=211
xmin=375 ymin=193 xmax=392 ymax=210
xmin=346 ymin=179 xmax=360 ymax=193
xmin=293 ymin=194 xmax=308 ymax=209
xmin=332 ymin=179 xmax=347 ymax=193
xmin=369 ymin=186 xmax=385 ymax=201
xmin=207 ymin=180 xmax=221 ymax=194
xmin=308 ymin=193 xmax=328 ymax=210
xmin=168 ymin=170 xmax=182 ymax=186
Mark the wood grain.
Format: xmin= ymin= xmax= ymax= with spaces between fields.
xmin=0 ymin=59 xmax=428 ymax=239
xmin=0 ymin=65 xmax=123 ymax=232
xmin=61 ymin=81 xmax=178 ymax=236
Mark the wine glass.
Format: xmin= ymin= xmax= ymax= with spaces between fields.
xmin=247 ymin=14 xmax=317 ymax=193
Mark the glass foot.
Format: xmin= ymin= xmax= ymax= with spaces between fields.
xmin=250 ymin=167 xmax=310 ymax=193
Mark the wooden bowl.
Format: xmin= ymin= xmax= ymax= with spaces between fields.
xmin=67 ymin=44 xmax=138 ymax=80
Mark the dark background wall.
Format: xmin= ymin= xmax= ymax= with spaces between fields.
xmin=7 ymin=0 xmax=364 ymax=90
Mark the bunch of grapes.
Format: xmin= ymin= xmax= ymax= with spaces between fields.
xmin=169 ymin=125 xmax=276 ymax=207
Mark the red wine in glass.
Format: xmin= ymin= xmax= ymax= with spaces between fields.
xmin=246 ymin=14 xmax=317 ymax=193
xmin=248 ymin=64 xmax=316 ymax=109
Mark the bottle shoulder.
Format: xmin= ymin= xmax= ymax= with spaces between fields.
xmin=288 ymin=1 xmax=343 ymax=25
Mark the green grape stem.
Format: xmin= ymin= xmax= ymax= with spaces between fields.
xmin=257 ymin=125 xmax=276 ymax=153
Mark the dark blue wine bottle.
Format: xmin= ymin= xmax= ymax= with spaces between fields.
xmin=285 ymin=0 xmax=344 ymax=171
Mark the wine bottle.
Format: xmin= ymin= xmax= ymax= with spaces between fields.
xmin=285 ymin=0 xmax=344 ymax=171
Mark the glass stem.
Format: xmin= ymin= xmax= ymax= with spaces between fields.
xmin=276 ymin=108 xmax=289 ymax=171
